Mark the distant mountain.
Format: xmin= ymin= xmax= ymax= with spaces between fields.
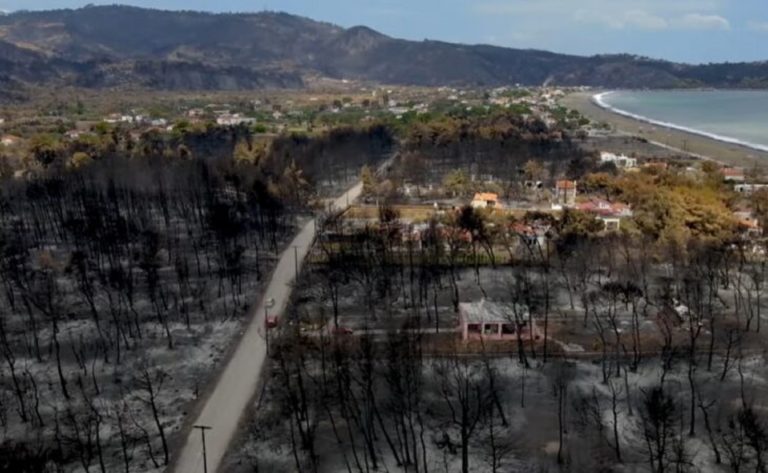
xmin=0 ymin=5 xmax=766 ymax=94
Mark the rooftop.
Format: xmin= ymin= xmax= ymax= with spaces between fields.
xmin=473 ymin=192 xmax=499 ymax=202
xmin=576 ymin=199 xmax=633 ymax=217
xmin=722 ymin=167 xmax=745 ymax=176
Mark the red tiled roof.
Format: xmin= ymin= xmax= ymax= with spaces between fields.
xmin=722 ymin=167 xmax=744 ymax=177
xmin=576 ymin=199 xmax=631 ymax=217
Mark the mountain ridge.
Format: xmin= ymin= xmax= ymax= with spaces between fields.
xmin=0 ymin=4 xmax=766 ymax=94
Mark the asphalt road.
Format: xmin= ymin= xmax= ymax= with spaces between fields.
xmin=170 ymin=181 xmax=364 ymax=473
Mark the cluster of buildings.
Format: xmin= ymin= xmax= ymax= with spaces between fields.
xmin=468 ymin=175 xmax=633 ymax=233
xmin=716 ymin=166 xmax=766 ymax=240
xmin=103 ymin=113 xmax=168 ymax=127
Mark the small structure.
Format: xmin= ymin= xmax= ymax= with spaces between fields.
xmin=459 ymin=300 xmax=540 ymax=341
xmin=554 ymin=180 xmax=577 ymax=206
xmin=735 ymin=211 xmax=762 ymax=237
xmin=722 ymin=167 xmax=746 ymax=183
xmin=65 ymin=130 xmax=82 ymax=140
xmin=471 ymin=192 xmax=499 ymax=209
xmin=0 ymin=134 xmax=20 ymax=147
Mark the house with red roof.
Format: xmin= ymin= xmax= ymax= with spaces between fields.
xmin=576 ymin=199 xmax=633 ymax=232
xmin=721 ymin=167 xmax=746 ymax=183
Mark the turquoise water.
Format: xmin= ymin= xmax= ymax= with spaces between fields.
xmin=595 ymin=90 xmax=768 ymax=152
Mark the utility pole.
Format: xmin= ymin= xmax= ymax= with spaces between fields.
xmin=264 ymin=305 xmax=270 ymax=354
xmin=293 ymin=246 xmax=299 ymax=280
xmin=194 ymin=425 xmax=212 ymax=473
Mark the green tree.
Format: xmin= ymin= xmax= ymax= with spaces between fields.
xmin=67 ymin=152 xmax=92 ymax=169
xmin=443 ymin=169 xmax=470 ymax=197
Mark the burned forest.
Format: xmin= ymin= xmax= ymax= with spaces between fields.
xmin=0 ymin=124 xmax=393 ymax=472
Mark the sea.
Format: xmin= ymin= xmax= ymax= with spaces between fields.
xmin=594 ymin=90 xmax=768 ymax=153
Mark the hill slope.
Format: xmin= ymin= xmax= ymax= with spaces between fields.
xmin=0 ymin=5 xmax=766 ymax=92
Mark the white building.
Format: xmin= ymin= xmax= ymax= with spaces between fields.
xmin=216 ymin=114 xmax=255 ymax=126
xmin=734 ymin=184 xmax=768 ymax=195
xmin=600 ymin=152 xmax=637 ymax=169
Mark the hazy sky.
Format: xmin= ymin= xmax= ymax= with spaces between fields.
xmin=1 ymin=0 xmax=766 ymax=63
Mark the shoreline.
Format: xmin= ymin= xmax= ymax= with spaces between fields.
xmin=560 ymin=91 xmax=768 ymax=168
xmin=593 ymin=91 xmax=768 ymax=154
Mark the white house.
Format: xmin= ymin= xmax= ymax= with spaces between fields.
xmin=600 ymin=152 xmax=637 ymax=169
xmin=734 ymin=184 xmax=768 ymax=195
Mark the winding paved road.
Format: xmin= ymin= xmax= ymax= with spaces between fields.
xmin=170 ymin=181 xmax=364 ymax=473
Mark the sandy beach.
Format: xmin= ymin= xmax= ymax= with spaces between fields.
xmin=561 ymin=91 xmax=768 ymax=168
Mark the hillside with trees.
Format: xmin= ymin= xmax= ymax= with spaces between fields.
xmin=0 ymin=5 xmax=768 ymax=96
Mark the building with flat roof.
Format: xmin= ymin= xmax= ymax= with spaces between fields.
xmin=459 ymin=300 xmax=540 ymax=341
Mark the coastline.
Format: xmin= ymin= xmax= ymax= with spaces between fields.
xmin=560 ymin=91 xmax=768 ymax=168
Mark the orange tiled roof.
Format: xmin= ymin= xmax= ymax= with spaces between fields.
xmin=473 ymin=192 xmax=498 ymax=202
xmin=556 ymin=180 xmax=577 ymax=190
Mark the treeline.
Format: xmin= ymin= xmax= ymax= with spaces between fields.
xmin=10 ymin=123 xmax=395 ymax=189
xmin=399 ymin=112 xmax=592 ymax=185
